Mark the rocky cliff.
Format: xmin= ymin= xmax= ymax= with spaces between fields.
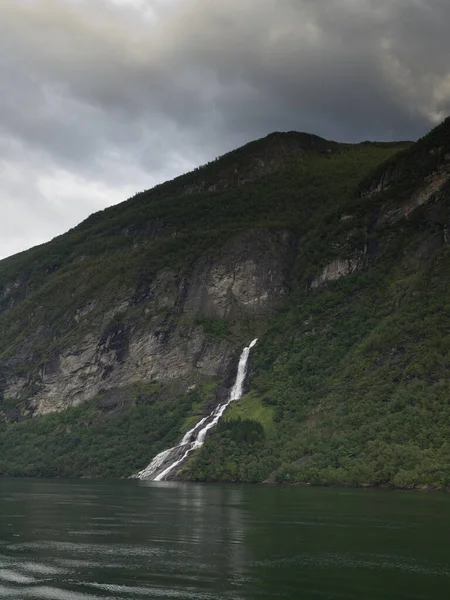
xmin=2 ymin=229 xmax=293 ymax=416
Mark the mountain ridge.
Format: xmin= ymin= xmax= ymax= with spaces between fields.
xmin=0 ymin=121 xmax=449 ymax=487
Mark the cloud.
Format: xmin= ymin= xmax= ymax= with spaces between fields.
xmin=0 ymin=0 xmax=449 ymax=258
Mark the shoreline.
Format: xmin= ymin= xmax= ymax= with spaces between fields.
xmin=261 ymin=480 xmax=450 ymax=493
xmin=1 ymin=473 xmax=449 ymax=493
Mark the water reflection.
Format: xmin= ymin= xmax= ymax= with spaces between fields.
xmin=138 ymin=482 xmax=249 ymax=591
xmin=1 ymin=479 xmax=450 ymax=600
xmin=1 ymin=479 xmax=251 ymax=599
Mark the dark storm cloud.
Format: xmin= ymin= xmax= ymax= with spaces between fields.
xmin=165 ymin=0 xmax=447 ymax=141
xmin=0 ymin=0 xmax=449 ymax=258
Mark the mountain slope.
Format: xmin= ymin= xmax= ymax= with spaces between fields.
xmin=1 ymin=121 xmax=449 ymax=487
xmin=188 ymin=120 xmax=450 ymax=488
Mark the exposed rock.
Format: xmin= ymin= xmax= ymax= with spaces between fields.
xmin=310 ymin=249 xmax=366 ymax=289
xmin=377 ymin=165 xmax=450 ymax=227
xmin=361 ymin=160 xmax=406 ymax=198
xmin=4 ymin=320 xmax=235 ymax=416
xmin=183 ymin=230 xmax=293 ymax=318
xmin=0 ymin=277 xmax=27 ymax=313
xmin=74 ymin=300 xmax=97 ymax=323
xmin=3 ymin=229 xmax=294 ymax=416
xmin=1 ymin=279 xmax=21 ymax=298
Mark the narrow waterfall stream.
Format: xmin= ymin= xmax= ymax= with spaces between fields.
xmin=135 ymin=339 xmax=258 ymax=481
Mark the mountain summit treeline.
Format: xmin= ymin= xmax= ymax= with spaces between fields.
xmin=0 ymin=120 xmax=449 ymax=488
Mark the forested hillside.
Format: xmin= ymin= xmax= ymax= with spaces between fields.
xmin=1 ymin=120 xmax=449 ymax=488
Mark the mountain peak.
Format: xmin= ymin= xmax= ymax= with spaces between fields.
xmin=145 ymin=131 xmax=340 ymax=199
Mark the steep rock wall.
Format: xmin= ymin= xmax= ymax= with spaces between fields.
xmin=2 ymin=229 xmax=295 ymax=416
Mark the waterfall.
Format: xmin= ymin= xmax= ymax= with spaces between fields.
xmin=135 ymin=339 xmax=258 ymax=481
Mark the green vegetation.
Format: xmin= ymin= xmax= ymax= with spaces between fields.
xmin=1 ymin=121 xmax=450 ymax=488
xmin=186 ymin=417 xmax=275 ymax=482
xmin=193 ymin=316 xmax=231 ymax=341
xmin=225 ymin=393 xmax=275 ymax=433
xmin=180 ymin=381 xmax=218 ymax=431
xmin=0 ymin=138 xmax=406 ymax=383
xmin=0 ymin=382 xmax=213 ymax=478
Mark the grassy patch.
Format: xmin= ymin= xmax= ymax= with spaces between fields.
xmin=226 ymin=393 xmax=275 ymax=434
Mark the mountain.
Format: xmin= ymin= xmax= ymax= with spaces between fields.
xmin=0 ymin=120 xmax=449 ymax=489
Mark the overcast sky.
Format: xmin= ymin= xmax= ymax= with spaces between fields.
xmin=1 ymin=0 xmax=449 ymax=259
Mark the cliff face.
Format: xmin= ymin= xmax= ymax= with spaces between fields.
xmin=2 ymin=229 xmax=293 ymax=416
xmin=1 ymin=121 xmax=450 ymax=487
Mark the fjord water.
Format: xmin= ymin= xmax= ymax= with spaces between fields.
xmin=1 ymin=479 xmax=449 ymax=600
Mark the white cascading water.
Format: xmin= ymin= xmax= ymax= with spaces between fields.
xmin=135 ymin=339 xmax=258 ymax=481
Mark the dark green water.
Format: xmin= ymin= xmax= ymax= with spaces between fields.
xmin=0 ymin=479 xmax=449 ymax=599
